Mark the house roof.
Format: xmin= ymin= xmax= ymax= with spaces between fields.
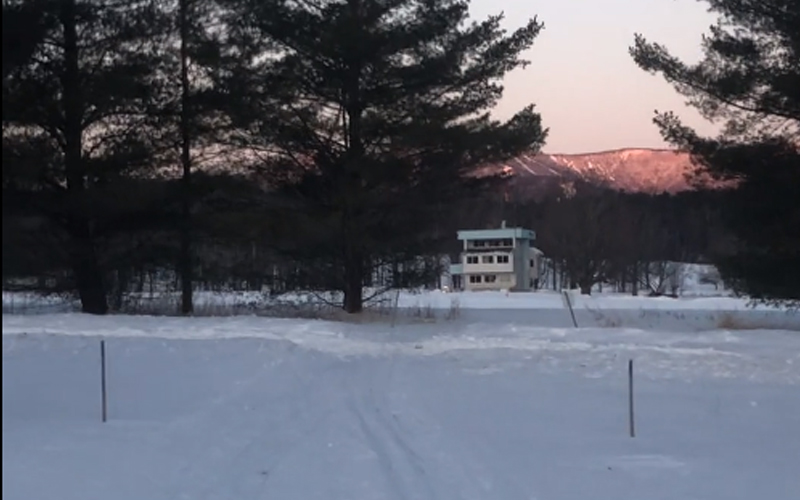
xmin=456 ymin=227 xmax=535 ymax=241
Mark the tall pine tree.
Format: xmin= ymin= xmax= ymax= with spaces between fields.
xmin=2 ymin=0 xmax=54 ymax=80
xmin=3 ymin=0 xmax=167 ymax=313
xmin=149 ymin=0 xmax=227 ymax=314
xmin=630 ymin=0 xmax=800 ymax=305
xmin=218 ymin=0 xmax=548 ymax=313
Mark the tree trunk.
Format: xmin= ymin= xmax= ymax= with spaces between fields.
xmin=391 ymin=259 xmax=400 ymax=288
xmin=109 ymin=267 xmax=130 ymax=312
xmin=342 ymin=246 xmax=364 ymax=314
xmin=178 ymin=0 xmax=193 ymax=315
xmin=579 ymin=277 xmax=592 ymax=295
xmin=339 ymin=17 xmax=367 ymax=314
xmin=61 ymin=0 xmax=106 ymax=315
xmin=552 ymin=261 xmax=558 ymax=290
xmin=73 ymin=239 xmax=108 ymax=315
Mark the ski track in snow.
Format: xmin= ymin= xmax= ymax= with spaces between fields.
xmin=163 ymin=354 xmax=335 ymax=500
xmin=346 ymin=356 xmax=433 ymax=500
xmin=3 ymin=313 xmax=799 ymax=385
xmin=3 ymin=313 xmax=800 ymax=500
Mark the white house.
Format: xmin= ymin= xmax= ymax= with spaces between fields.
xmin=449 ymin=222 xmax=543 ymax=292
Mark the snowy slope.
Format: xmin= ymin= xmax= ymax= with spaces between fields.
xmin=3 ymin=314 xmax=800 ymax=500
xmin=497 ymin=148 xmax=724 ymax=194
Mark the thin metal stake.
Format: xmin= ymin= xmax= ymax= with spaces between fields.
xmin=101 ymin=340 xmax=107 ymax=423
xmin=563 ymin=290 xmax=578 ymax=328
xmin=628 ymin=359 xmax=635 ymax=438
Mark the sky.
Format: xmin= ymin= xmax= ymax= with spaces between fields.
xmin=470 ymin=0 xmax=721 ymax=154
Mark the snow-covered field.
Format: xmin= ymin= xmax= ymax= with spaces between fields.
xmin=5 ymin=288 xmax=800 ymax=330
xmin=3 ymin=290 xmax=800 ymax=499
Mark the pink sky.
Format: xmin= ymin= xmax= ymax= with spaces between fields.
xmin=472 ymin=0 xmax=720 ymax=154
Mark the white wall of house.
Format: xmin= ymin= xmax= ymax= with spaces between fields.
xmin=512 ymin=239 xmax=531 ymax=291
xmin=465 ymin=272 xmax=516 ymax=290
xmin=462 ymin=251 xmax=515 ymax=275
xmin=452 ymin=226 xmax=541 ymax=292
xmin=459 ymin=242 xmax=532 ymax=291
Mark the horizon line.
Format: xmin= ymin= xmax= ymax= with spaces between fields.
xmin=538 ymin=146 xmax=687 ymax=156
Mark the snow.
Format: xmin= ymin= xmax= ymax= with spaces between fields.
xmin=399 ymin=288 xmax=755 ymax=310
xmin=4 ymin=292 xmax=800 ymax=499
xmin=2 ymin=286 xmax=787 ymax=314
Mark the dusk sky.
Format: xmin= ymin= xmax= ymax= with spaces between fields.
xmin=471 ymin=0 xmax=721 ymax=154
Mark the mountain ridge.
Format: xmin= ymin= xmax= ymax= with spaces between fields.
xmin=491 ymin=147 xmax=712 ymax=194
xmin=540 ymin=147 xmax=679 ymax=156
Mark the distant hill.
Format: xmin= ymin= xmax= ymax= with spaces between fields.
xmin=486 ymin=148 xmax=718 ymax=194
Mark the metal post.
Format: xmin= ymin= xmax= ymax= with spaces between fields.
xmin=101 ymin=340 xmax=107 ymax=423
xmin=563 ymin=290 xmax=578 ymax=328
xmin=628 ymin=359 xmax=635 ymax=438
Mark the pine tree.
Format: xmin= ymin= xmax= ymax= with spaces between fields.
xmin=2 ymin=0 xmax=53 ymax=80
xmin=178 ymin=0 xmax=196 ymax=315
xmin=147 ymin=0 xmax=237 ymax=315
xmin=630 ymin=0 xmax=800 ymax=305
xmin=3 ymin=0 xmax=167 ymax=313
xmin=217 ymin=0 xmax=548 ymax=313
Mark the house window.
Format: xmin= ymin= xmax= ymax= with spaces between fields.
xmin=497 ymin=255 xmax=509 ymax=264
xmin=484 ymin=275 xmax=497 ymax=283
xmin=482 ymin=255 xmax=494 ymax=264
xmin=502 ymin=239 xmax=513 ymax=246
xmin=469 ymin=275 xmax=482 ymax=283
xmin=466 ymin=255 xmax=478 ymax=264
xmin=473 ymin=240 xmax=486 ymax=247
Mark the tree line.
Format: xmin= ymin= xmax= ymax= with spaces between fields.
xmin=498 ymin=182 xmax=728 ymax=296
xmin=2 ymin=0 xmax=546 ymax=314
xmin=3 ymin=0 xmax=798 ymax=313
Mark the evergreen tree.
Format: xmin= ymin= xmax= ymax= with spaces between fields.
xmin=630 ymin=0 xmax=800 ymax=305
xmin=2 ymin=0 xmax=53 ymax=80
xmin=218 ymin=0 xmax=548 ymax=313
xmin=149 ymin=0 xmax=228 ymax=314
xmin=178 ymin=0 xmax=196 ymax=315
xmin=3 ymin=0 xmax=167 ymax=313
